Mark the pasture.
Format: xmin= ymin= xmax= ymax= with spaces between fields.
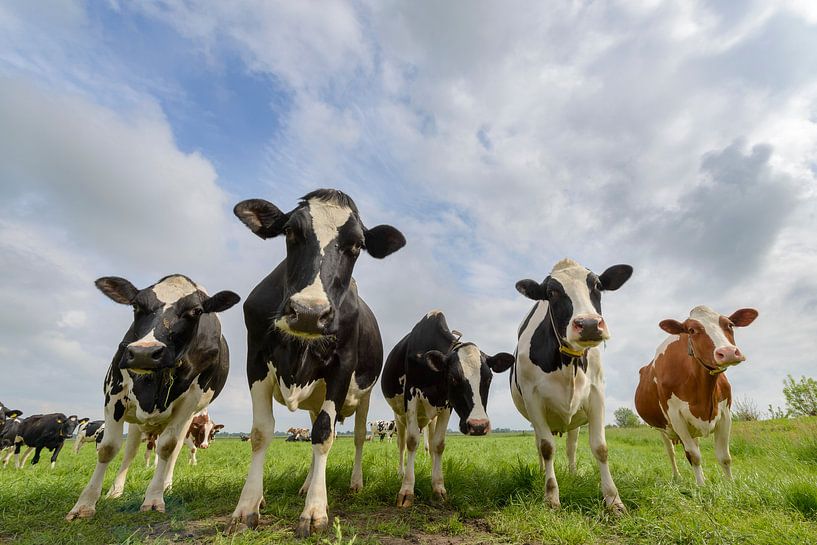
xmin=2 ymin=418 xmax=817 ymax=545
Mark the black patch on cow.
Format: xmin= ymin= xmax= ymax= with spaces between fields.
xmin=113 ymin=400 xmax=125 ymax=422
xmin=14 ymin=413 xmax=79 ymax=467
xmin=312 ymin=411 xmax=332 ymax=444
xmin=586 ymin=273 xmax=602 ymax=315
xmin=518 ymin=304 xmax=537 ymax=340
xmin=85 ymin=421 xmax=104 ymax=436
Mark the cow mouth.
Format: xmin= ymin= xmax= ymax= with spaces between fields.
xmin=274 ymin=317 xmax=335 ymax=341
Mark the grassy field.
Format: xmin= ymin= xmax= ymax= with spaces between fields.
xmin=2 ymin=418 xmax=817 ymax=544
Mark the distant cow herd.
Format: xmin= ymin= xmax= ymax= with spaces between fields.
xmin=2 ymin=189 xmax=760 ymax=537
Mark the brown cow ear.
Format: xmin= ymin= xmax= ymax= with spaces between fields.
xmin=729 ymin=308 xmax=758 ymax=327
xmin=659 ymin=319 xmax=686 ymax=335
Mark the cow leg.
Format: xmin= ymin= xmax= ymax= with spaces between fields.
xmin=1 ymin=447 xmax=12 ymax=467
xmin=714 ymin=408 xmax=733 ymax=481
xmin=667 ymin=411 xmax=705 ymax=485
xmin=30 ymin=447 xmax=44 ymax=466
xmin=587 ymin=390 xmax=625 ymax=513
xmin=297 ymin=399 xmax=339 ymax=538
xmin=161 ymin=422 xmax=191 ymax=491
xmin=299 ymin=411 xmax=319 ymax=495
xmin=231 ymin=378 xmax=275 ymax=530
xmin=185 ymin=436 xmax=197 ymax=465
xmin=430 ymin=409 xmax=450 ymax=500
xmin=141 ymin=409 xmax=195 ymax=512
xmin=660 ymin=432 xmax=680 ymax=479
xmin=74 ymin=436 xmax=84 ymax=455
xmin=350 ymin=391 xmax=371 ymax=492
xmin=397 ymin=399 xmax=421 ymax=508
xmin=107 ymin=424 xmax=142 ymax=498
xmin=396 ymin=417 xmax=406 ymax=478
xmin=529 ymin=409 xmax=560 ymax=509
xmin=566 ymin=427 xmax=579 ymax=474
xmin=425 ymin=416 xmax=436 ymax=454
xmin=66 ymin=415 xmax=125 ymax=520
xmin=16 ymin=446 xmax=32 ymax=469
xmin=50 ymin=442 xmax=65 ymax=469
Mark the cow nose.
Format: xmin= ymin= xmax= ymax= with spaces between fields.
xmin=126 ymin=345 xmax=165 ymax=365
xmin=714 ymin=347 xmax=744 ymax=365
xmin=574 ymin=317 xmax=605 ymax=339
xmin=284 ymin=300 xmax=333 ymax=333
xmin=466 ymin=419 xmax=490 ymax=436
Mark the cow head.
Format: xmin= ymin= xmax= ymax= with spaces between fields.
xmin=0 ymin=404 xmax=22 ymax=423
xmin=58 ymin=415 xmax=80 ymax=438
xmin=234 ymin=189 xmax=405 ymax=340
xmin=516 ymin=259 xmax=633 ymax=353
xmin=95 ymin=275 xmax=240 ymax=373
xmin=417 ymin=344 xmax=514 ymax=436
xmin=659 ymin=305 xmax=758 ymax=373
xmin=189 ymin=413 xmax=223 ymax=449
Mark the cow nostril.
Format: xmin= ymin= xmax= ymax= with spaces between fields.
xmin=573 ymin=319 xmax=584 ymax=330
xmin=318 ymin=307 xmax=333 ymax=325
xmin=283 ymin=301 xmax=296 ymax=318
xmin=150 ymin=348 xmax=163 ymax=360
xmin=126 ymin=348 xmax=135 ymax=361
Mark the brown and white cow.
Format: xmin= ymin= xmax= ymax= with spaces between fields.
xmin=184 ymin=410 xmax=223 ymax=464
xmin=635 ymin=305 xmax=758 ymax=484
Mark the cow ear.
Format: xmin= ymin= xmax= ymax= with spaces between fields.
xmin=202 ymin=291 xmax=241 ymax=314
xmin=234 ymin=199 xmax=289 ymax=239
xmin=364 ymin=225 xmax=406 ymax=258
xmin=79 ymin=418 xmax=90 ymax=425
xmin=659 ymin=319 xmax=686 ymax=335
xmin=418 ymin=350 xmax=448 ymax=374
xmin=7 ymin=410 xmax=22 ymax=419
xmin=599 ymin=264 xmax=633 ymax=291
xmin=95 ymin=277 xmax=139 ymax=305
xmin=486 ymin=352 xmax=515 ymax=373
xmin=515 ymin=279 xmax=546 ymax=300
xmin=214 ymin=424 xmax=225 ymax=431
xmin=729 ymin=308 xmax=758 ymax=327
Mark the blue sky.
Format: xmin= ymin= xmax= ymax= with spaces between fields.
xmin=2 ymin=1 xmax=817 ymax=434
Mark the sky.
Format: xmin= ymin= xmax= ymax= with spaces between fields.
xmin=1 ymin=1 xmax=817 ymax=434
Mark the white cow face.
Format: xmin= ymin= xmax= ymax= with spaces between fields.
xmin=516 ymin=258 xmax=633 ymax=351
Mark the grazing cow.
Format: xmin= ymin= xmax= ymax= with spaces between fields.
xmin=635 ymin=305 xmax=758 ymax=484
xmin=13 ymin=413 xmax=80 ymax=469
xmin=286 ymin=427 xmax=311 ymax=442
xmin=382 ymin=311 xmax=514 ymax=507
xmin=66 ymin=274 xmax=239 ymax=520
xmin=368 ymin=420 xmax=396 ymax=442
xmin=184 ymin=410 xmax=224 ymax=465
xmin=0 ymin=407 xmax=24 ymax=467
xmin=512 ymin=258 xmax=632 ymax=513
xmin=239 ymin=433 xmax=250 ymax=442
xmin=74 ymin=420 xmax=105 ymax=454
xmin=230 ymin=189 xmax=405 ymax=536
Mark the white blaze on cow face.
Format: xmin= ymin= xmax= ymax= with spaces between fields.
xmin=689 ymin=305 xmax=745 ymax=367
xmin=549 ymin=259 xmax=608 ymax=348
xmin=456 ymin=344 xmax=490 ymax=431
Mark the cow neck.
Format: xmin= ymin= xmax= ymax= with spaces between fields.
xmin=687 ymin=336 xmax=726 ymax=376
xmin=547 ymin=306 xmax=588 ymax=375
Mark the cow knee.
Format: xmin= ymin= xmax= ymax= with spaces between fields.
xmin=98 ymin=445 xmax=116 ymax=463
xmin=433 ymin=440 xmax=445 ymax=455
xmin=685 ymin=450 xmax=701 ymax=465
xmin=593 ymin=443 xmax=608 ymax=463
xmin=159 ymin=439 xmax=177 ymax=459
xmin=406 ymin=434 xmax=419 ymax=451
xmin=539 ymin=439 xmax=554 ymax=461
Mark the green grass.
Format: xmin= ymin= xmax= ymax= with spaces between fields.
xmin=2 ymin=418 xmax=817 ymax=544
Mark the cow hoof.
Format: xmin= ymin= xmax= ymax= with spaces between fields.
xmin=259 ymin=496 xmax=266 ymax=509
xmin=140 ymin=499 xmax=165 ymax=513
xmin=396 ymin=492 xmax=414 ymax=508
xmin=349 ymin=480 xmax=363 ymax=493
xmin=545 ymin=498 xmax=561 ymax=510
xmin=65 ymin=506 xmax=95 ymax=521
xmin=296 ymin=515 xmax=328 ymax=538
xmin=433 ymin=488 xmax=447 ymax=501
xmin=606 ymin=499 xmax=627 ymax=516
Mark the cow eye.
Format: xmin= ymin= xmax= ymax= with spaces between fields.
xmin=186 ymin=307 xmax=203 ymax=319
xmin=547 ymin=290 xmax=559 ymax=299
xmin=688 ymin=328 xmax=696 ymax=335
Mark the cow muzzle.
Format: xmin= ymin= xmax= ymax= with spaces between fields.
xmin=571 ymin=315 xmax=608 ymax=345
xmin=280 ymin=299 xmax=334 ymax=337
xmin=121 ymin=343 xmax=173 ymax=372
xmin=465 ymin=419 xmax=491 ymax=436
xmin=714 ymin=346 xmax=745 ymax=366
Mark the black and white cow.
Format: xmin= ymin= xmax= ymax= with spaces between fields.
xmin=230 ymin=189 xmax=405 ymax=536
xmin=368 ymin=419 xmax=396 ymax=442
xmin=382 ymin=311 xmax=514 ymax=507
xmin=66 ymin=274 xmax=239 ymax=520
xmin=0 ymin=405 xmax=24 ymax=467
xmin=13 ymin=413 xmax=80 ymax=469
xmin=74 ymin=420 xmax=105 ymax=454
xmin=512 ymin=258 xmax=632 ymax=513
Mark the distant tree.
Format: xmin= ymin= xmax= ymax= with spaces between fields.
xmin=731 ymin=396 xmax=760 ymax=421
xmin=783 ymin=375 xmax=817 ymax=417
xmin=613 ymin=407 xmax=640 ymax=428
xmin=767 ymin=404 xmax=790 ymax=419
